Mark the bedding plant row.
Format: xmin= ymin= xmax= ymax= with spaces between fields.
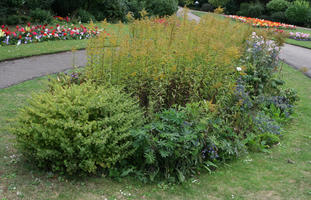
xmin=0 ymin=22 xmax=102 ymax=46
xmin=11 ymin=14 xmax=299 ymax=183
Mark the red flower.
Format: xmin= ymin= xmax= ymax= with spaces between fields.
xmin=27 ymin=22 xmax=31 ymax=27
xmin=50 ymin=27 xmax=53 ymax=29
xmin=19 ymin=35 xmax=22 ymax=39
xmin=64 ymin=33 xmax=67 ymax=36
xmin=16 ymin=25 xmax=19 ymax=30
xmin=41 ymin=30 xmax=44 ymax=34
xmin=29 ymin=34 xmax=32 ymax=37
xmin=1 ymin=25 xmax=4 ymax=29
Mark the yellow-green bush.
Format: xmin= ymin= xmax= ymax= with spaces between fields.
xmin=12 ymin=82 xmax=144 ymax=174
xmin=86 ymin=13 xmax=252 ymax=114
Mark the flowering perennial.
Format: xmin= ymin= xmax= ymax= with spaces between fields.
xmin=0 ymin=23 xmax=101 ymax=46
xmin=228 ymin=15 xmax=296 ymax=30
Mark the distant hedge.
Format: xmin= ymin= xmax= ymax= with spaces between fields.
xmin=0 ymin=0 xmax=179 ymax=25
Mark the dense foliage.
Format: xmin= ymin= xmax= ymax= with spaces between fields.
xmin=12 ymin=83 xmax=144 ymax=174
xmin=0 ymin=0 xmax=178 ymax=24
xmin=13 ymin=14 xmax=298 ymax=182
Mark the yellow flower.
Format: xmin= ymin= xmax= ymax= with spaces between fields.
xmin=0 ymin=30 xmax=5 ymax=37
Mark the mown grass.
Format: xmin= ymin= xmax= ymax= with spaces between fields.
xmin=0 ymin=23 xmax=127 ymax=62
xmin=0 ymin=63 xmax=310 ymax=200
xmin=191 ymin=10 xmax=311 ymax=49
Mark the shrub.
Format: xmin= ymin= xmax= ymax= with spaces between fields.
xmin=76 ymin=9 xmax=95 ymax=23
xmin=285 ymin=0 xmax=311 ymax=26
xmin=223 ymin=0 xmax=240 ymax=14
xmin=200 ymin=3 xmax=214 ymax=12
xmin=90 ymin=0 xmax=129 ymax=22
xmin=127 ymin=0 xmax=146 ymax=19
xmin=237 ymin=2 xmax=265 ymax=18
xmin=131 ymin=104 xmax=206 ymax=182
xmin=12 ymin=82 xmax=144 ymax=175
xmin=247 ymin=2 xmax=265 ymax=18
xmin=145 ymin=0 xmax=178 ymax=17
xmin=214 ymin=6 xmax=224 ymax=14
xmin=267 ymin=0 xmax=290 ymax=12
xmin=86 ymin=14 xmax=251 ymax=114
xmin=241 ymin=32 xmax=282 ymax=98
xmin=6 ymin=15 xmax=22 ymax=25
xmin=29 ymin=8 xmax=53 ymax=24
xmin=271 ymin=11 xmax=288 ymax=23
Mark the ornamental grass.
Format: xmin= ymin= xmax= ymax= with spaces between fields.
xmin=86 ymin=13 xmax=253 ymax=114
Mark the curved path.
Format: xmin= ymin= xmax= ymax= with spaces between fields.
xmin=0 ymin=9 xmax=310 ymax=89
xmin=0 ymin=50 xmax=87 ymax=89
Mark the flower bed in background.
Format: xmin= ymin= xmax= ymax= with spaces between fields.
xmin=289 ymin=32 xmax=311 ymax=41
xmin=228 ymin=15 xmax=296 ymax=30
xmin=0 ymin=23 xmax=101 ymax=46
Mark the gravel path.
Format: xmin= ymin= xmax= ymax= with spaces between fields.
xmin=280 ymin=44 xmax=311 ymax=78
xmin=0 ymin=50 xmax=87 ymax=89
xmin=0 ymin=8 xmax=310 ymax=89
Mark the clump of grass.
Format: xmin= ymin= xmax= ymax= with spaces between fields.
xmin=86 ymin=13 xmax=253 ymax=114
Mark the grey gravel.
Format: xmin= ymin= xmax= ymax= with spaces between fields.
xmin=0 ymin=50 xmax=87 ymax=89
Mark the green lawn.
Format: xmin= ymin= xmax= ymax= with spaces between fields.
xmin=0 ymin=23 xmax=126 ymax=61
xmin=191 ymin=10 xmax=311 ymax=49
xmin=0 ymin=63 xmax=310 ymax=200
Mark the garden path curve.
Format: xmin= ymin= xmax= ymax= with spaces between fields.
xmin=0 ymin=8 xmax=310 ymax=89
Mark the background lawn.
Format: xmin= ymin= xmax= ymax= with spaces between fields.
xmin=0 ymin=63 xmax=310 ymax=200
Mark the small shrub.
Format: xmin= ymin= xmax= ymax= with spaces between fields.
xmin=241 ymin=32 xmax=282 ymax=98
xmin=76 ymin=9 xmax=95 ymax=23
xmin=145 ymin=0 xmax=178 ymax=17
xmin=267 ymin=0 xmax=290 ymax=12
xmin=214 ymin=6 xmax=224 ymax=14
xmin=12 ymin=82 xmax=144 ymax=175
xmin=29 ymin=8 xmax=53 ymax=24
xmin=285 ymin=0 xmax=311 ymax=26
xmin=131 ymin=105 xmax=206 ymax=182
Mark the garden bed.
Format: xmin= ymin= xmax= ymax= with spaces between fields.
xmin=8 ymin=15 xmax=299 ymax=185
